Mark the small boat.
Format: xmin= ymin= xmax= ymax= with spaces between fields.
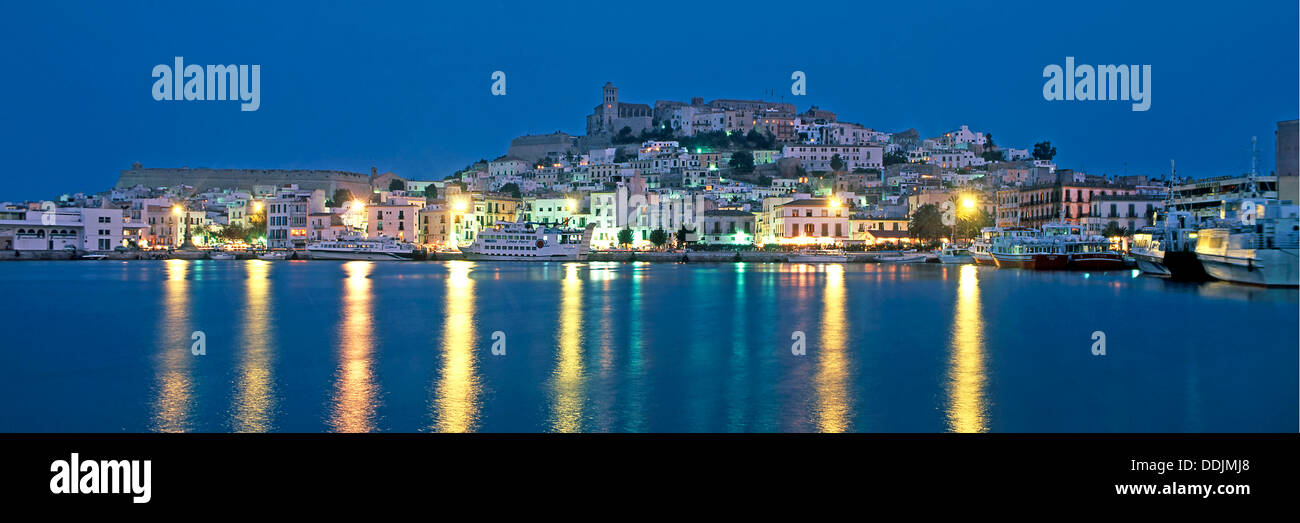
xmin=878 ymin=252 xmax=927 ymax=263
xmin=80 ymin=254 xmax=108 ymax=260
xmin=257 ymin=251 xmax=288 ymax=261
xmin=937 ymin=246 xmax=974 ymax=264
xmin=208 ymin=251 xmax=236 ymax=260
xmin=788 ymin=249 xmax=848 ymax=263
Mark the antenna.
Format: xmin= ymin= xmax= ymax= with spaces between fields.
xmin=1250 ymin=136 xmax=1259 ymax=177
xmin=1249 ymin=136 xmax=1259 ymax=197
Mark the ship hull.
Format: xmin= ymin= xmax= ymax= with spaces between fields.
xmin=971 ymin=251 xmax=995 ymax=265
xmin=307 ymin=250 xmax=413 ymax=261
xmin=1163 ymin=251 xmax=1211 ymax=281
xmin=1198 ymin=249 xmax=1299 ymax=286
xmin=1067 ymin=253 xmax=1125 ymax=271
xmin=1131 ymin=248 xmax=1171 ymax=276
xmin=462 ymin=252 xmax=587 ymax=261
xmin=992 ymin=253 xmax=1034 ymax=269
xmin=1032 ymin=253 xmax=1069 ymax=270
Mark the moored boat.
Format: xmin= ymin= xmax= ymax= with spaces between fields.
xmin=789 ymin=249 xmax=848 ymax=263
xmin=257 ymin=251 xmax=288 ymax=261
xmin=307 ymin=235 xmax=416 ymax=261
xmin=937 ymin=245 xmax=974 ymax=264
xmin=972 ymin=226 xmax=1036 ymax=265
xmin=1194 ymin=200 xmax=1299 ymax=286
xmin=1131 ymin=211 xmax=1209 ymax=279
xmin=463 ymin=221 xmax=596 ymax=261
xmin=878 ymin=252 xmax=927 ymax=263
xmin=208 ymin=251 xmax=236 ymax=260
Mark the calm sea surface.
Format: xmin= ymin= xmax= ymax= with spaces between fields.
xmin=1 ymin=260 xmax=1295 ymax=432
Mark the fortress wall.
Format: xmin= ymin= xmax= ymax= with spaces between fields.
xmin=115 ymin=168 xmax=373 ymax=196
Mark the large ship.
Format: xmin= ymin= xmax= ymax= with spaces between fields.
xmin=306 ymin=235 xmax=417 ymax=260
xmin=463 ymin=221 xmax=596 ymax=261
xmin=991 ymin=224 xmax=1123 ymax=270
xmin=1194 ymin=199 xmax=1299 ymax=286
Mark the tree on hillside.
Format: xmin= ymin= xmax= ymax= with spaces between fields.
xmin=332 ymin=188 xmax=354 ymax=206
xmin=730 ymin=150 xmax=755 ymax=173
xmin=1033 ymin=141 xmax=1057 ymax=161
xmin=423 ymin=184 xmax=438 ymax=199
xmin=499 ymin=182 xmax=522 ymax=199
xmin=830 ymin=153 xmax=845 ymax=172
xmin=388 ymin=178 xmax=405 ymax=191
xmin=884 ymin=151 xmax=908 ymax=166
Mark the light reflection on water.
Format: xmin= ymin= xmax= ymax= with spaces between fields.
xmin=549 ymin=263 xmax=587 ymax=432
xmin=946 ymin=264 xmax=988 ymax=433
xmin=328 ymin=261 xmax=378 ymax=432
xmin=7 ymin=259 xmax=1283 ymax=433
xmin=814 ymin=264 xmax=851 ymax=433
xmin=151 ymin=259 xmax=193 ymax=432
xmin=231 ymin=260 xmax=274 ymax=432
xmin=431 ymin=260 xmax=480 ymax=432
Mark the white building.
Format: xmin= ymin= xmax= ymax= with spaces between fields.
xmin=782 ymin=144 xmax=884 ymax=172
xmin=0 ymin=207 xmax=125 ymax=252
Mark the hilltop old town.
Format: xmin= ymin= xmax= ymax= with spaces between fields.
xmin=2 ymin=82 xmax=1296 ymax=257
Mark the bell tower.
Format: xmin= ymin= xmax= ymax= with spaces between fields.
xmin=602 ymin=82 xmax=618 ymax=131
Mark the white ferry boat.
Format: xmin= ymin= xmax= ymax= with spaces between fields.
xmin=1194 ymin=199 xmax=1299 ymax=286
xmin=463 ymin=221 xmax=596 ymax=261
xmin=306 ymin=235 xmax=416 ymax=261
xmin=788 ymin=249 xmax=848 ymax=263
xmin=971 ymin=227 xmax=1036 ymax=265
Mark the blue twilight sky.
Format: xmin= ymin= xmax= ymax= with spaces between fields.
xmin=0 ymin=1 xmax=1296 ymax=200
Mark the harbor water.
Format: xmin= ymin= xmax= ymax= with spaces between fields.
xmin=1 ymin=260 xmax=1295 ymax=432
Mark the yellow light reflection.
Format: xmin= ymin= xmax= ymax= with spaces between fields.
xmin=152 ymin=260 xmax=193 ymax=432
xmin=432 ymin=261 xmax=481 ymax=432
xmin=329 ymin=261 xmax=378 ymax=432
xmin=814 ymin=264 xmax=851 ymax=432
xmin=550 ymin=263 xmax=585 ymax=432
xmin=232 ymin=260 xmax=274 ymax=432
xmin=946 ymin=264 xmax=988 ymax=433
